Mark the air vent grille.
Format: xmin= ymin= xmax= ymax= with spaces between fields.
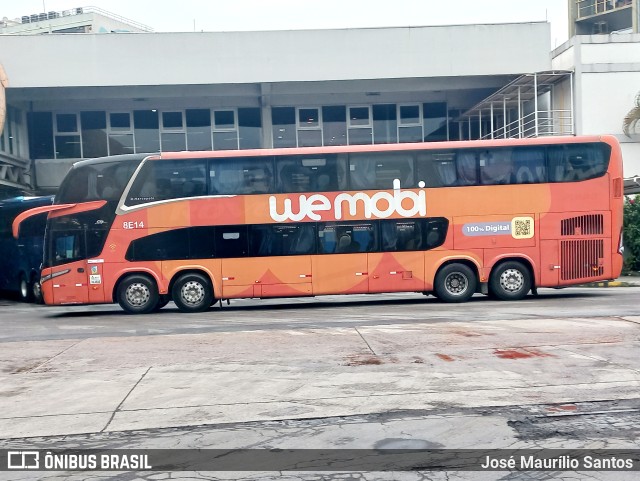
xmin=560 ymin=239 xmax=604 ymax=281
xmin=561 ymin=214 xmax=603 ymax=236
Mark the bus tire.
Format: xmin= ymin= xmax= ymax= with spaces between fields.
xmin=18 ymin=273 xmax=33 ymax=303
xmin=172 ymin=273 xmax=213 ymax=313
xmin=117 ymin=275 xmax=159 ymax=314
xmin=31 ymin=273 xmax=43 ymax=304
xmin=489 ymin=261 xmax=531 ymax=301
xmin=434 ymin=263 xmax=476 ymax=303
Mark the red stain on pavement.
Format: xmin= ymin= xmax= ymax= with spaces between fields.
xmin=493 ymin=348 xmax=554 ymax=359
xmin=436 ymin=353 xmax=455 ymax=362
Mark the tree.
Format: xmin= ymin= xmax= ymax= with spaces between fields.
xmin=623 ymin=195 xmax=640 ymax=272
xmin=623 ymin=91 xmax=640 ymax=138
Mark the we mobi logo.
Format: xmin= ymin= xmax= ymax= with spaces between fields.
xmin=269 ymin=179 xmax=427 ymax=222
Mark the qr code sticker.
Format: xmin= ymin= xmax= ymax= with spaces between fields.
xmin=511 ymin=216 xmax=534 ymax=239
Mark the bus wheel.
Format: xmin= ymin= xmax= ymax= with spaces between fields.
xmin=489 ymin=261 xmax=531 ymax=301
xmin=31 ymin=273 xmax=43 ymax=304
xmin=18 ymin=274 xmax=33 ymax=303
xmin=434 ymin=263 xmax=476 ymax=303
xmin=117 ymin=275 xmax=159 ymax=314
xmin=172 ymin=273 xmax=213 ymax=313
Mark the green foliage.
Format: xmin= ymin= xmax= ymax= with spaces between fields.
xmin=623 ymin=195 xmax=640 ymax=273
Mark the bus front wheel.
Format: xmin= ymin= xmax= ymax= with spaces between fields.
xmin=489 ymin=261 xmax=531 ymax=301
xmin=117 ymin=275 xmax=159 ymax=314
xmin=172 ymin=273 xmax=213 ymax=313
xmin=434 ymin=263 xmax=476 ymax=303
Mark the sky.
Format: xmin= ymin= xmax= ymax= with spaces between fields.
xmin=1 ymin=0 xmax=569 ymax=47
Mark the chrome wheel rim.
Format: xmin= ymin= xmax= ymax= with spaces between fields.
xmin=499 ymin=268 xmax=524 ymax=293
xmin=125 ymin=282 xmax=150 ymax=307
xmin=444 ymin=272 xmax=468 ymax=296
xmin=181 ymin=280 xmax=205 ymax=306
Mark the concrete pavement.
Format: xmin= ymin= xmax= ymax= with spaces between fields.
xmin=1 ymin=313 xmax=639 ymax=443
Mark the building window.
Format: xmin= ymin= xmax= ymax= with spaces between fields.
xmin=398 ymin=104 xmax=423 ymax=143
xmin=296 ymin=107 xmax=322 ymax=147
xmin=348 ymin=106 xmax=373 ymax=145
xmin=133 ymin=110 xmax=160 ymax=153
xmin=108 ymin=112 xmax=134 ymax=155
xmin=81 ymin=111 xmax=107 ymax=158
xmin=186 ymin=109 xmax=212 ymax=151
xmin=160 ymin=111 xmax=186 ymax=152
xmin=373 ymin=104 xmax=397 ymax=144
xmin=1 ymin=106 xmax=23 ymax=157
xmin=238 ymin=108 xmax=262 ymax=150
xmin=213 ymin=109 xmax=239 ymax=150
xmin=423 ymin=102 xmax=448 ymax=142
xmin=322 ymin=106 xmax=347 ymax=146
xmin=54 ymin=113 xmax=81 ymax=159
xmin=272 ymin=107 xmax=296 ymax=148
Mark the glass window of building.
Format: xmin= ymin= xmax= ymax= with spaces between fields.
xmin=272 ymin=107 xmax=296 ymax=148
xmin=54 ymin=113 xmax=81 ymax=159
xmin=28 ymin=112 xmax=54 ymax=159
xmin=186 ymin=109 xmax=212 ymax=151
xmin=373 ymin=104 xmax=397 ymax=144
xmin=161 ymin=111 xmax=186 ymax=152
xmin=133 ymin=110 xmax=160 ymax=153
xmin=238 ymin=108 xmax=262 ymax=150
xmin=322 ymin=106 xmax=347 ymax=146
xmin=213 ymin=109 xmax=239 ymax=150
xmin=398 ymin=104 xmax=423 ymax=143
xmin=80 ymin=111 xmax=107 ymax=158
xmin=108 ymin=112 xmax=134 ymax=156
xmin=423 ymin=102 xmax=448 ymax=142
xmin=297 ymin=107 xmax=322 ymax=147
xmin=348 ymin=106 xmax=373 ymax=145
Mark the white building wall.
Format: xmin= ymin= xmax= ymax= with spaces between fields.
xmin=552 ymin=33 xmax=640 ymax=177
xmin=0 ymin=23 xmax=551 ymax=88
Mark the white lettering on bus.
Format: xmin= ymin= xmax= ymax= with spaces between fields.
xmin=269 ymin=179 xmax=426 ymax=222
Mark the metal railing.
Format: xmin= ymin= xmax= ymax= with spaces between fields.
xmin=479 ymin=110 xmax=574 ymax=140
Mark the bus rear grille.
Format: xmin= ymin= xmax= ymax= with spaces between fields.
xmin=560 ymin=239 xmax=604 ymax=281
xmin=561 ymin=214 xmax=603 ymax=236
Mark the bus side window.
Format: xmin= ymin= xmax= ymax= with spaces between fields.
xmin=456 ymin=151 xmax=478 ymax=185
xmin=512 ymin=148 xmax=546 ymax=184
xmin=210 ymin=158 xmax=273 ymax=195
xmin=480 ymin=149 xmax=513 ymax=185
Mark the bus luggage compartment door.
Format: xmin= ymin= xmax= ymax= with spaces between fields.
xmin=221 ymin=257 xmax=312 ymax=299
xmin=368 ymin=252 xmax=425 ymax=293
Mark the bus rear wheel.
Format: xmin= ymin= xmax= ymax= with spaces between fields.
xmin=117 ymin=275 xmax=159 ymax=314
xmin=489 ymin=261 xmax=531 ymax=301
xmin=172 ymin=273 xmax=213 ymax=313
xmin=434 ymin=263 xmax=476 ymax=303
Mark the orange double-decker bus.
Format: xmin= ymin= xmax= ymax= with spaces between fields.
xmin=14 ymin=135 xmax=624 ymax=314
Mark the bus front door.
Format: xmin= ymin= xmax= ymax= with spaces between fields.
xmin=48 ymin=228 xmax=101 ymax=305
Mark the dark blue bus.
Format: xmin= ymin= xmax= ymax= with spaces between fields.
xmin=0 ymin=196 xmax=54 ymax=302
